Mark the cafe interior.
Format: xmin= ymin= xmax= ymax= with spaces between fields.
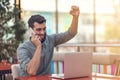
xmin=1 ymin=0 xmax=120 ymax=80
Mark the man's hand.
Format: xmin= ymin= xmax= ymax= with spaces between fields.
xmin=70 ymin=6 xmax=80 ymax=17
xmin=31 ymin=33 xmax=41 ymax=47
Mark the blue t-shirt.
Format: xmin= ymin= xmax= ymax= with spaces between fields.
xmin=17 ymin=30 xmax=76 ymax=76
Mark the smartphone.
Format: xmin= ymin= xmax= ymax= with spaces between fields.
xmin=29 ymin=27 xmax=35 ymax=35
xmin=29 ymin=28 xmax=41 ymax=42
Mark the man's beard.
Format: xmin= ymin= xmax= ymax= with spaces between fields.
xmin=41 ymin=33 xmax=46 ymax=43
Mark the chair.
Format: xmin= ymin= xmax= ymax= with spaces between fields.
xmin=11 ymin=64 xmax=21 ymax=80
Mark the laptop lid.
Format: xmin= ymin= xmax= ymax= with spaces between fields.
xmin=52 ymin=52 xmax=92 ymax=79
xmin=64 ymin=52 xmax=92 ymax=79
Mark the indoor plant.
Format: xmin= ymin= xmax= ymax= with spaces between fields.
xmin=0 ymin=0 xmax=26 ymax=63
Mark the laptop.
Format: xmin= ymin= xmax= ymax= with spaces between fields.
xmin=52 ymin=52 xmax=92 ymax=79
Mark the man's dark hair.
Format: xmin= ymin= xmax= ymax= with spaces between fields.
xmin=28 ymin=14 xmax=46 ymax=28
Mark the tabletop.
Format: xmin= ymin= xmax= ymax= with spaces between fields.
xmin=16 ymin=73 xmax=120 ymax=80
xmin=0 ymin=62 xmax=11 ymax=74
xmin=0 ymin=62 xmax=11 ymax=69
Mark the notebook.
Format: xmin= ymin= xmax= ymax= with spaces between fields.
xmin=52 ymin=52 xmax=92 ymax=79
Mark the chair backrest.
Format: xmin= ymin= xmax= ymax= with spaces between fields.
xmin=11 ymin=64 xmax=21 ymax=80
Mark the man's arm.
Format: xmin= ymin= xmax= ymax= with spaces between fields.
xmin=69 ymin=6 xmax=80 ymax=35
xmin=53 ymin=6 xmax=80 ymax=46
xmin=27 ymin=34 xmax=41 ymax=75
